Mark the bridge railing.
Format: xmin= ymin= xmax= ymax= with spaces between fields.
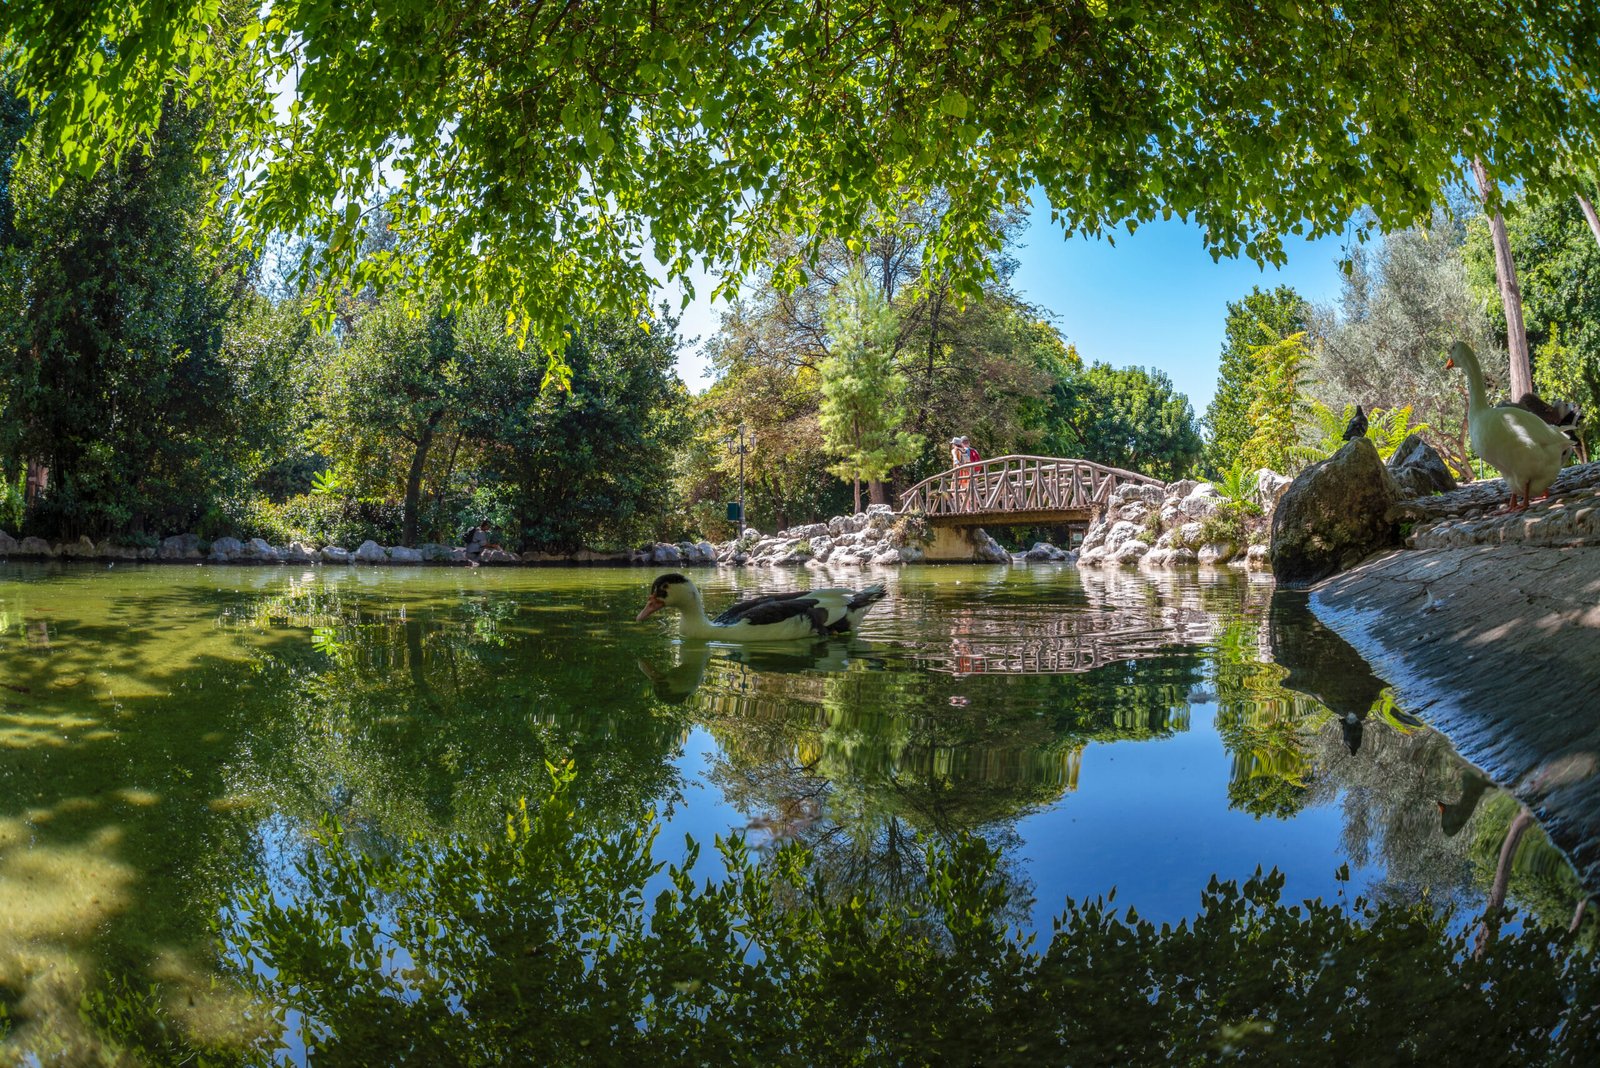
xmin=898 ymin=455 xmax=1164 ymax=519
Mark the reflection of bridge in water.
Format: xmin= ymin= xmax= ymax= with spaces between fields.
xmin=927 ymin=573 xmax=1234 ymax=677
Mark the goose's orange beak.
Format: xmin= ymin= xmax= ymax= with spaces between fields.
xmin=636 ymin=596 xmax=665 ymax=622
xmin=1445 ymin=357 xmax=1456 ymax=369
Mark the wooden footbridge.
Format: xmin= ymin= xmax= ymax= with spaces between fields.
xmin=899 ymin=455 xmax=1165 ymax=527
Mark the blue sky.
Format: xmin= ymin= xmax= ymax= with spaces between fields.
xmin=669 ymin=208 xmax=1355 ymax=420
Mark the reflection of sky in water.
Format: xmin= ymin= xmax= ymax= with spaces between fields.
xmin=1016 ymin=699 xmax=1354 ymax=924
xmin=0 ymin=561 xmax=1591 ymax=1057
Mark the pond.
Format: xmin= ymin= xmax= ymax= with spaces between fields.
xmin=0 ymin=561 xmax=1593 ymax=1061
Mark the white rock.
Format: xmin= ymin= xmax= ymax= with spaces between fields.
xmin=321 ymin=546 xmax=351 ymax=564
xmin=1253 ymin=469 xmax=1291 ymax=510
xmin=1102 ymin=520 xmax=1142 ymax=553
xmin=389 ymin=546 xmax=424 ymax=564
xmin=1114 ymin=540 xmax=1150 ymax=564
xmin=1197 ymin=541 xmax=1237 ymax=566
xmin=210 ymin=536 xmax=243 ymax=561
xmin=353 ymin=540 xmax=388 ymax=563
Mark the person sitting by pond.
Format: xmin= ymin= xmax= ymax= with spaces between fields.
xmin=464 ymin=521 xmax=502 ymax=556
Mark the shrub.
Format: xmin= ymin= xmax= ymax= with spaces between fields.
xmin=890 ymin=511 xmax=932 ymax=547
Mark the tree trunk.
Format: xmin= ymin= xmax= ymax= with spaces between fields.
xmin=432 ymin=432 xmax=462 ymax=513
xmin=868 ymin=479 xmax=887 ymax=506
xmin=852 ymin=416 xmax=862 ymax=513
xmin=402 ymin=412 xmax=443 ymax=547
xmin=1472 ymin=157 xmax=1532 ymax=399
xmin=1578 ymin=191 xmax=1600 ymax=248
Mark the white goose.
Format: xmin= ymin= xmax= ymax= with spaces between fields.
xmin=635 ymin=573 xmax=888 ymax=641
xmin=1446 ymin=341 xmax=1572 ymax=512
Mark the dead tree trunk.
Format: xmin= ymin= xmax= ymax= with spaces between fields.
xmin=1578 ymin=191 xmax=1600 ymax=248
xmin=1472 ymin=157 xmax=1532 ymax=400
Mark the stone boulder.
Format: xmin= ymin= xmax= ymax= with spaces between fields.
xmin=95 ymin=539 xmax=136 ymax=561
xmin=0 ymin=529 xmax=16 ymax=554
xmin=1177 ymin=484 xmax=1222 ymax=520
xmin=478 ymin=548 xmax=520 ymax=565
xmin=1197 ymin=541 xmax=1237 ymax=566
xmin=19 ymin=536 xmax=52 ymax=556
xmin=388 ymin=546 xmax=424 ymax=564
xmin=321 ymin=546 xmax=352 ymax=564
xmin=650 ymin=543 xmax=682 ymax=566
xmin=209 ymin=536 xmax=244 ymax=561
xmin=283 ymin=542 xmax=318 ymax=563
xmin=1387 ymin=434 xmax=1457 ymax=499
xmin=160 ymin=533 xmax=202 ymax=560
xmin=57 ymin=535 xmax=96 ymax=559
xmin=353 ymin=540 xmax=388 ymax=563
xmin=1253 ymin=469 xmax=1292 ymax=511
xmin=1024 ymin=541 xmax=1071 ymax=562
xmin=240 ymin=537 xmax=281 ymax=562
xmin=1270 ymin=437 xmax=1400 ymax=587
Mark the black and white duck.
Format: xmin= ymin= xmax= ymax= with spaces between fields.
xmin=635 ymin=573 xmax=887 ymax=641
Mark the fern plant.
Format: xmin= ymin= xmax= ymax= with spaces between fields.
xmin=1290 ymin=402 xmax=1428 ymax=470
xmin=310 ymin=468 xmax=345 ymax=498
xmin=1213 ymin=460 xmax=1260 ymax=513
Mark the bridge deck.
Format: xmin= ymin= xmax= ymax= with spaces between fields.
xmin=899 ymin=455 xmax=1164 ymax=527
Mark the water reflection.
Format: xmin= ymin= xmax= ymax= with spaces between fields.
xmin=0 ymin=563 xmax=1594 ymax=1060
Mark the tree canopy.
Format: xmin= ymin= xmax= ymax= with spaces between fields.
xmin=1203 ymin=285 xmax=1307 ymax=474
xmin=7 ymin=1 xmax=1600 ymax=370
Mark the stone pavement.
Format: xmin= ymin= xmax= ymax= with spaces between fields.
xmin=1312 ymin=541 xmax=1600 ymax=888
xmin=1397 ymin=462 xmax=1600 ymax=550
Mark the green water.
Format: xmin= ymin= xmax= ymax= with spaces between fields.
xmin=0 ymin=562 xmax=1590 ymax=1058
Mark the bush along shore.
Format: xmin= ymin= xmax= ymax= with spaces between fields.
xmin=0 ymin=505 xmax=1075 ymax=569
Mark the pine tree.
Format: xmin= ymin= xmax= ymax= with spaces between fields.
xmin=818 ymin=268 xmax=922 ymax=511
xmin=1204 ymin=285 xmax=1308 ymax=474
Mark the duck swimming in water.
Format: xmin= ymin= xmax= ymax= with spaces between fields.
xmin=635 ymin=573 xmax=888 ymax=641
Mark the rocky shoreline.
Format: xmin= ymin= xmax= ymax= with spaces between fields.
xmin=1307 ymin=459 xmax=1600 ymax=888
xmin=1074 ymin=471 xmax=1288 ymax=571
xmin=0 ymin=505 xmax=1056 ymax=570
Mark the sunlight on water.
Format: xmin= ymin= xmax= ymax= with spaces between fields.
xmin=0 ymin=561 xmax=1592 ymax=1058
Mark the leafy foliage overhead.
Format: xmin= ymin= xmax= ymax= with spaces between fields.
xmin=7 ymin=1 xmax=1600 ymax=361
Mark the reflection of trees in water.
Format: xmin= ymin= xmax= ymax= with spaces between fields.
xmin=82 ymin=772 xmax=1600 ymax=1067
xmin=225 ymin=595 xmax=693 ymax=849
xmin=677 ymin=644 xmax=1204 ymax=923
xmin=1212 ymin=615 xmax=1326 ymax=819
xmin=1256 ymin=591 xmax=1595 ymax=932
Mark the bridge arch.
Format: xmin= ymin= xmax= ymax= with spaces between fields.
xmin=898 ymin=455 xmax=1165 ymax=527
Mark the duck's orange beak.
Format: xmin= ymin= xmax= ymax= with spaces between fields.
xmin=636 ymin=596 xmax=665 ymax=622
xmin=1445 ymin=357 xmax=1456 ymax=369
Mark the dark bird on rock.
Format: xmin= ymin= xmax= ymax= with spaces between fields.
xmin=1509 ymin=392 xmax=1579 ymax=428
xmin=1341 ymin=711 xmax=1363 ymax=755
xmin=1342 ymin=405 xmax=1368 ymax=441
